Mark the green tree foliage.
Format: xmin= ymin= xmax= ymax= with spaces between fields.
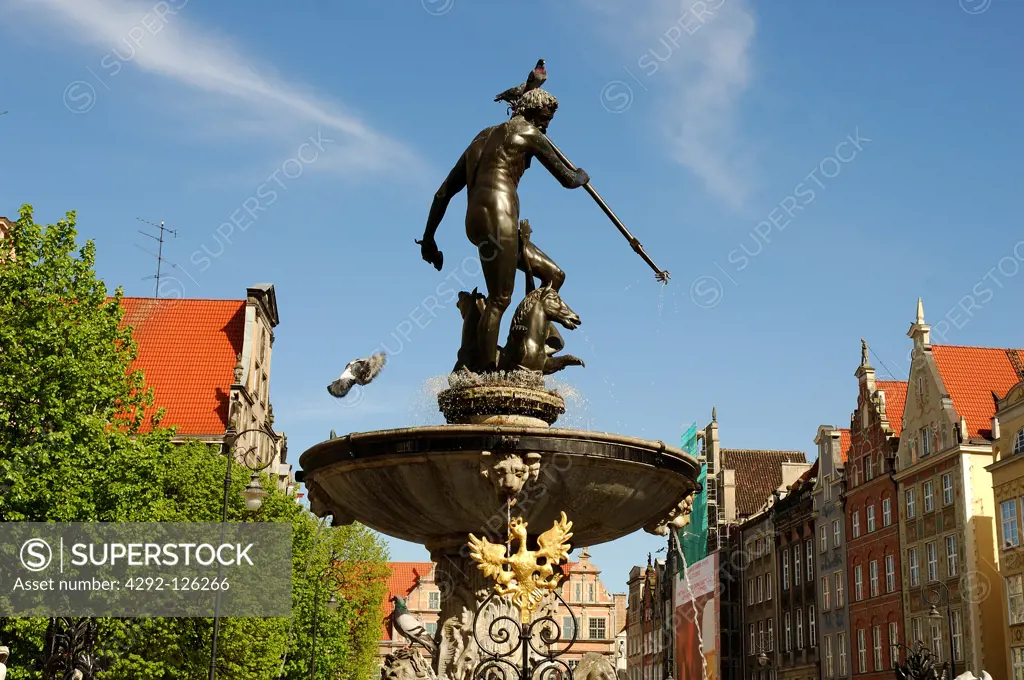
xmin=0 ymin=207 xmax=389 ymax=679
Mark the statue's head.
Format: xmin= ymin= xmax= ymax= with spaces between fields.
xmin=517 ymin=89 xmax=558 ymax=132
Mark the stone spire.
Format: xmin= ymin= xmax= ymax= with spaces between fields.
xmin=907 ymin=297 xmax=931 ymax=350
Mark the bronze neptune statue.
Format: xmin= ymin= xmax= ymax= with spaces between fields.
xmin=417 ymin=87 xmax=588 ymax=373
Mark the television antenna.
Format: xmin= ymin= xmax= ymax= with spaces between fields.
xmin=135 ymin=218 xmax=180 ymax=298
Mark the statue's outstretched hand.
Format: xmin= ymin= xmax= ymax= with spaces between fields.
xmin=415 ymin=237 xmax=444 ymax=271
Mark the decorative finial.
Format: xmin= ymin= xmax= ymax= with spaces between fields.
xmin=267 ymin=403 xmax=274 ymax=426
xmin=711 ymin=406 xmax=717 ymax=422
xmin=233 ymin=353 xmax=244 ymax=383
xmin=916 ymin=297 xmax=925 ymax=324
xmin=861 ymin=338 xmax=870 ymax=367
xmin=329 ymin=429 xmax=337 ymax=440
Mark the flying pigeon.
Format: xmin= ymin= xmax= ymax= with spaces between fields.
xmin=327 ymin=352 xmax=386 ymax=399
xmin=390 ymin=596 xmax=437 ymax=656
xmin=494 ymin=59 xmax=546 ymax=107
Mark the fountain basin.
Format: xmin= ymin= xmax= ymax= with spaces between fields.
xmin=297 ymin=424 xmax=701 ymax=551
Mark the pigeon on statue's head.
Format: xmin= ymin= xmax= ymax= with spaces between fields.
xmin=389 ymin=596 xmax=437 ymax=656
xmin=327 ymin=352 xmax=387 ymax=399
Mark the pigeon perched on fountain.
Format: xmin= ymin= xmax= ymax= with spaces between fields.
xmin=494 ymin=59 xmax=546 ymax=109
xmin=327 ymin=352 xmax=386 ymax=399
xmin=389 ymin=596 xmax=437 ymax=656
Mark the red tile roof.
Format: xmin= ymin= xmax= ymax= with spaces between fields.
xmin=876 ymin=380 xmax=908 ymax=433
xmin=837 ymin=429 xmax=852 ymax=463
xmin=721 ymin=449 xmax=808 ymax=518
xmin=382 ymin=562 xmax=433 ymax=641
xmin=931 ymin=345 xmax=1024 ymax=440
xmin=118 ymin=297 xmax=245 ymax=435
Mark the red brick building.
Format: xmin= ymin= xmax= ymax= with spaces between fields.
xmin=845 ymin=343 xmax=907 ymax=680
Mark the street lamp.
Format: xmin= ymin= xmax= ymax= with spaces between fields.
xmin=209 ymin=417 xmax=278 ymax=680
xmin=310 ymin=549 xmax=348 ymax=680
xmin=924 ymin=581 xmax=957 ymax=679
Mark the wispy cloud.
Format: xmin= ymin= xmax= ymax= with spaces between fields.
xmin=583 ymin=0 xmax=757 ymax=209
xmin=2 ymin=0 xmax=423 ymax=176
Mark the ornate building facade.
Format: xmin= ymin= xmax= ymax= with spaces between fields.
xmin=845 ymin=345 xmax=907 ymax=680
xmin=772 ymin=462 xmax=820 ymax=680
xmin=812 ymin=425 xmax=852 ymax=680
xmin=894 ymin=300 xmax=1010 ymax=679
xmin=988 ymin=378 xmax=1024 ymax=679
xmin=740 ymin=506 xmax=780 ymax=680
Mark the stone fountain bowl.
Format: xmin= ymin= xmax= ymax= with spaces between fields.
xmin=297 ymin=424 xmax=701 ymax=552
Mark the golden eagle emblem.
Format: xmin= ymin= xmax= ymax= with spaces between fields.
xmin=467 ymin=512 xmax=574 ymax=623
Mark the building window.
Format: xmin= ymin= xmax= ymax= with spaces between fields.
xmin=1007 ymin=574 xmax=1024 ymax=625
xmin=793 ymin=546 xmax=801 ymax=586
xmin=912 ymin=618 xmax=922 ymax=648
xmin=942 ymin=473 xmax=953 ymax=505
xmin=588 ymin=583 xmax=595 ymax=602
xmin=1015 ymin=428 xmax=1024 ymax=455
xmin=909 ymin=547 xmax=920 ymax=586
xmin=809 ymin=605 xmax=816 ymax=646
xmin=576 ymin=583 xmax=582 ymax=602
xmin=821 ymin=576 xmax=831 ymax=610
xmin=825 ymin=635 xmax=834 ymax=678
xmin=749 ymin=624 xmax=755 ymax=655
xmin=885 ymin=554 xmax=896 ymax=593
xmin=1002 ymin=499 xmax=1021 ymax=549
xmin=867 ymin=505 xmax=876 ymax=532
xmin=1012 ymin=646 xmax=1024 ymax=680
xmin=796 ymin=608 xmax=804 ymax=650
xmin=924 ymin=481 xmax=934 ymax=512
xmin=428 ymin=591 xmax=440 ymax=610
xmin=869 ymin=560 xmax=879 ymax=597
xmin=921 ymin=426 xmax=932 ymax=456
xmin=852 ymin=510 xmax=861 ymax=538
xmin=865 ymin=455 xmax=875 ymax=481
xmin=873 ymin=625 xmax=883 ymax=671
xmin=782 ymin=551 xmax=789 ymax=590
xmin=820 ymin=525 xmax=828 ymax=553
xmin=838 ymin=631 xmax=848 ymax=676
xmin=945 ymin=535 xmax=958 ymax=577
xmin=784 ymin=612 xmax=791 ymax=652
xmin=425 ymin=622 xmax=437 ymax=635
xmin=926 ymin=542 xmax=938 ymax=581
xmin=835 ymin=571 xmax=845 ymax=607
xmin=825 ymin=475 xmax=832 ymax=501
xmin=833 ymin=519 xmax=841 ymax=547
xmin=907 ymin=488 xmax=917 ymax=518
xmin=766 ymin=571 xmax=772 ymax=599
xmin=931 ymin=622 xmax=942 ymax=661
xmin=588 ymin=617 xmax=606 ymax=640
xmin=883 ymin=497 xmax=892 ymax=526
xmin=757 ymin=575 xmax=763 ymax=603
xmin=562 ymin=615 xmax=575 ymax=640
xmin=857 ymin=629 xmax=867 ymax=673
xmin=889 ymin=621 xmax=900 ymax=669
xmin=854 ymin=564 xmax=863 ymax=601
xmin=747 ymin=579 xmax=754 ymax=605
xmin=806 ymin=539 xmax=813 ymax=581
xmin=951 ymin=610 xmax=963 ymax=661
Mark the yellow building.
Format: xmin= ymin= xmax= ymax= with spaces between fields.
xmin=893 ymin=299 xmax=1011 ymax=679
xmin=987 ymin=379 xmax=1024 ymax=679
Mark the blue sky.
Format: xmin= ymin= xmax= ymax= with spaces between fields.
xmin=2 ymin=0 xmax=1023 ymax=592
